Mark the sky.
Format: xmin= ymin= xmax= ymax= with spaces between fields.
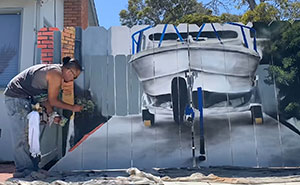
xmin=94 ymin=0 xmax=127 ymax=29
xmin=94 ymin=0 xmax=246 ymax=29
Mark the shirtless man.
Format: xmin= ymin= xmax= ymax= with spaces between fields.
xmin=4 ymin=57 xmax=83 ymax=178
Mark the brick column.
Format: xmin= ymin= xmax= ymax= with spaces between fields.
xmin=37 ymin=27 xmax=60 ymax=64
xmin=61 ymin=27 xmax=76 ymax=59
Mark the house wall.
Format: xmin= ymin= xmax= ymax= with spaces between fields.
xmin=0 ymin=0 xmax=64 ymax=162
xmin=0 ymin=0 xmax=64 ymax=70
xmin=40 ymin=0 xmax=64 ymax=29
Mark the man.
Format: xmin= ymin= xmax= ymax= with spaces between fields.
xmin=4 ymin=57 xmax=83 ymax=178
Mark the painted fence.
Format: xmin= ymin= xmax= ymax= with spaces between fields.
xmin=51 ymin=22 xmax=300 ymax=170
xmin=81 ymin=26 xmax=143 ymax=117
xmin=2 ymin=22 xmax=300 ymax=169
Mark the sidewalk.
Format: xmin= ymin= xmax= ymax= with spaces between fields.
xmin=0 ymin=163 xmax=14 ymax=182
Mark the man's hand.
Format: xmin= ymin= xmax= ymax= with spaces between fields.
xmin=72 ymin=104 xmax=83 ymax=112
xmin=53 ymin=116 xmax=61 ymax=124
xmin=41 ymin=101 xmax=53 ymax=114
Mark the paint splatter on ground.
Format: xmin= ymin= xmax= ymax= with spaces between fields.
xmin=2 ymin=164 xmax=300 ymax=184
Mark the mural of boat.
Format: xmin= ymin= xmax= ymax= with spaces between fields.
xmin=129 ymin=22 xmax=262 ymax=125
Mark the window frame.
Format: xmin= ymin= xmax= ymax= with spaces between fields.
xmin=0 ymin=8 xmax=23 ymax=89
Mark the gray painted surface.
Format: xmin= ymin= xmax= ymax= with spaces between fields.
xmin=82 ymin=26 xmax=108 ymax=95
xmin=0 ymin=94 xmax=14 ymax=161
xmin=100 ymin=55 xmax=108 ymax=116
xmin=203 ymin=115 xmax=232 ymax=166
xmin=50 ymin=110 xmax=300 ymax=171
xmin=82 ymin=27 xmax=108 ymax=56
xmin=108 ymin=26 xmax=130 ymax=55
xmin=256 ymin=64 xmax=277 ymax=115
xmin=254 ymin=119 xmax=283 ymax=167
xmin=75 ymin=27 xmax=83 ymax=65
xmin=53 ymin=31 xmax=61 ymax=64
xmin=107 ymin=55 xmax=115 ymax=115
xmin=39 ymin=124 xmax=63 ymax=167
xmin=230 ymin=114 xmax=257 ymax=166
xmin=82 ymin=27 xmax=141 ymax=116
xmin=86 ymin=55 xmax=118 ymax=116
xmin=85 ymin=54 xmax=141 ymax=116
xmin=281 ymin=124 xmax=300 ymax=166
xmin=89 ymin=56 xmax=106 ymax=113
xmin=107 ymin=117 xmax=132 ymax=169
xmin=83 ymin=55 xmax=93 ymax=90
xmin=115 ymin=55 xmax=128 ymax=116
xmin=37 ymin=48 xmax=41 ymax=64
xmin=128 ymin=55 xmax=140 ymax=115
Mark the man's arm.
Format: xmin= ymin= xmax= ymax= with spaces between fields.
xmin=47 ymin=70 xmax=81 ymax=112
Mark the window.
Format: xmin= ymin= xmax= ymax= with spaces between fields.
xmin=0 ymin=13 xmax=21 ymax=87
xmin=148 ymin=31 xmax=238 ymax=41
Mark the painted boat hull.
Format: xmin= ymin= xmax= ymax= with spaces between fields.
xmin=130 ymin=43 xmax=261 ymax=96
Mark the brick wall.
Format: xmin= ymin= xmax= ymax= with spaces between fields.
xmin=37 ymin=27 xmax=76 ymax=64
xmin=64 ymin=0 xmax=88 ymax=29
xmin=37 ymin=27 xmax=60 ymax=64
xmin=61 ymin=27 xmax=76 ymax=59
xmin=37 ymin=0 xmax=88 ymax=63
xmin=80 ymin=0 xmax=88 ymax=29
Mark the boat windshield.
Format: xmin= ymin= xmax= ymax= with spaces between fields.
xmin=148 ymin=31 xmax=238 ymax=41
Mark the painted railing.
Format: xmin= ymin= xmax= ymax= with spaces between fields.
xmin=226 ymin=22 xmax=257 ymax=52
xmin=131 ymin=22 xmax=258 ymax=54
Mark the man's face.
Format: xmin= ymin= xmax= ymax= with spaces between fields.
xmin=64 ymin=67 xmax=80 ymax=82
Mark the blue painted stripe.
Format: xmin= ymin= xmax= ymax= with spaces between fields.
xmin=211 ymin=23 xmax=223 ymax=44
xmin=198 ymin=87 xmax=205 ymax=155
xmin=241 ymin=26 xmax=249 ymax=48
xmin=226 ymin=22 xmax=258 ymax=52
xmin=131 ymin=25 xmax=152 ymax=54
xmin=252 ymin=29 xmax=257 ymax=52
xmin=158 ymin=24 xmax=168 ymax=48
xmin=137 ymin=30 xmax=143 ymax=53
xmin=196 ymin=23 xmax=205 ymax=41
xmin=173 ymin=25 xmax=184 ymax=43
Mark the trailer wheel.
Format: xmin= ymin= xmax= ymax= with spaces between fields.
xmin=171 ymin=77 xmax=188 ymax=123
xmin=250 ymin=104 xmax=263 ymax=124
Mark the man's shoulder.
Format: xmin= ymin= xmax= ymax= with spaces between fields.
xmin=47 ymin=68 xmax=62 ymax=81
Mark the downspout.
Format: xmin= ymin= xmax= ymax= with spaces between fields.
xmin=54 ymin=0 xmax=56 ymax=27
xmin=33 ymin=0 xmax=42 ymax=65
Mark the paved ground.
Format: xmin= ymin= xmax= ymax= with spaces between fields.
xmin=0 ymin=163 xmax=14 ymax=183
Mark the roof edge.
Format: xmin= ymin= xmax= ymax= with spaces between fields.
xmin=88 ymin=0 xmax=99 ymax=26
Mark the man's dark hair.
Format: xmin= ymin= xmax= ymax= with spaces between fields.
xmin=62 ymin=56 xmax=82 ymax=71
